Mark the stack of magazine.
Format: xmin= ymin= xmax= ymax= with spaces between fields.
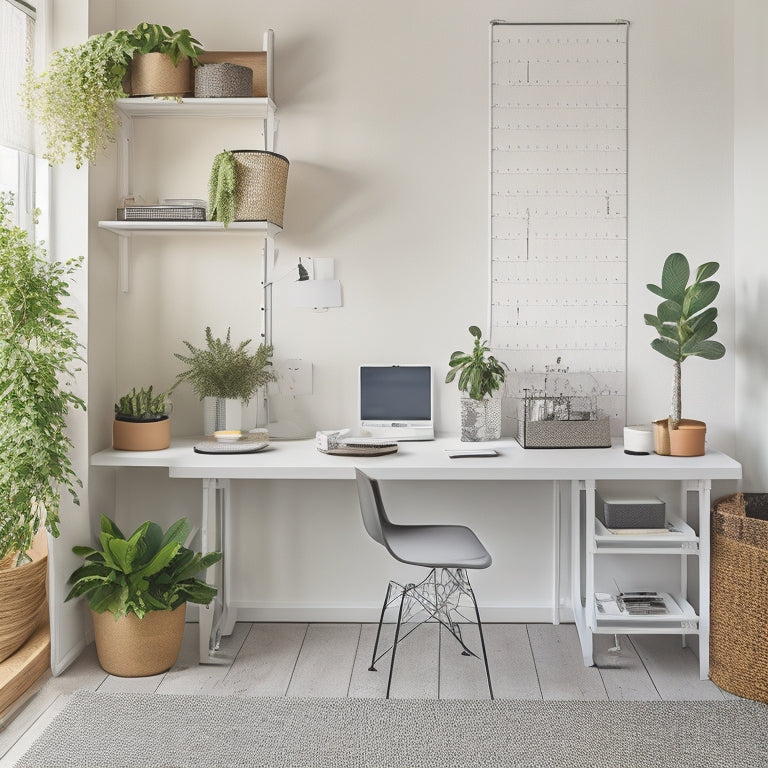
xmin=595 ymin=591 xmax=676 ymax=616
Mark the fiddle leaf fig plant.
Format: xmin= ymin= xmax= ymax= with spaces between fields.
xmin=445 ymin=325 xmax=508 ymax=401
xmin=644 ymin=252 xmax=725 ymax=429
xmin=0 ymin=194 xmax=84 ymax=563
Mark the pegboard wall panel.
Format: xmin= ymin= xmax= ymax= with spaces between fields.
xmin=490 ymin=22 xmax=628 ymax=434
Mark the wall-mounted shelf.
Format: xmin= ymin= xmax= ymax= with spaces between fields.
xmin=114 ymin=97 xmax=275 ymax=120
xmin=98 ymin=221 xmax=282 ymax=237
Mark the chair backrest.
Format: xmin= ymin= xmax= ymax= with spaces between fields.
xmin=355 ymin=468 xmax=391 ymax=547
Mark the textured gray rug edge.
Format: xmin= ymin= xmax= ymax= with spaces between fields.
xmin=14 ymin=690 xmax=768 ymax=768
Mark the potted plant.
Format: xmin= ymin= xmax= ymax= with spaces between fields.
xmin=445 ymin=325 xmax=508 ymax=441
xmin=172 ymin=326 xmax=276 ymax=433
xmin=0 ymin=194 xmax=84 ymax=662
xmin=128 ymin=22 xmax=204 ymax=97
xmin=66 ymin=514 xmax=221 ymax=677
xmin=23 ymin=23 xmax=203 ymax=167
xmin=644 ymin=252 xmax=725 ymax=456
xmin=113 ymin=385 xmax=171 ymax=451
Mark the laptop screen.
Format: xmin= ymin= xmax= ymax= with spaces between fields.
xmin=360 ymin=365 xmax=432 ymax=422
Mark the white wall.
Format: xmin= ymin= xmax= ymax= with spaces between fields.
xmin=83 ymin=0 xmax=739 ymax=619
xmin=734 ymin=0 xmax=768 ymax=490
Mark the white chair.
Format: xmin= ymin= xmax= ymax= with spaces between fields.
xmin=355 ymin=468 xmax=493 ymax=698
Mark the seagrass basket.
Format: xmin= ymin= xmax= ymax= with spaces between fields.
xmin=710 ymin=493 xmax=768 ymax=702
xmin=0 ymin=531 xmax=48 ymax=663
xmin=232 ymin=150 xmax=289 ymax=227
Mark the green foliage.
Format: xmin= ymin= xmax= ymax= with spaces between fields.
xmin=23 ymin=30 xmax=136 ymax=167
xmin=23 ymin=23 xmax=204 ymax=167
xmin=66 ymin=514 xmax=222 ymax=619
xmin=115 ymin=386 xmax=169 ymax=421
xmin=445 ymin=325 xmax=508 ymax=402
xmin=208 ymin=151 xmax=236 ymax=227
xmin=172 ymin=326 xmax=276 ymax=401
xmin=130 ymin=23 xmax=203 ymax=66
xmin=644 ymin=253 xmax=725 ymax=364
xmin=0 ymin=194 xmax=84 ymax=562
xmin=644 ymin=252 xmax=725 ymax=423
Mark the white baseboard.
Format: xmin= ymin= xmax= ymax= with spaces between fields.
xmin=225 ymin=601 xmax=565 ymax=624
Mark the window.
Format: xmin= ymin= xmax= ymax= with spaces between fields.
xmin=0 ymin=0 xmax=37 ymax=235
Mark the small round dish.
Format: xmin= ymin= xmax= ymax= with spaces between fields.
xmin=214 ymin=430 xmax=243 ymax=442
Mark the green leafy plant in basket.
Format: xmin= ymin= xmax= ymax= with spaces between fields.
xmin=23 ymin=23 xmax=203 ymax=167
xmin=66 ymin=514 xmax=221 ymax=619
xmin=445 ymin=325 xmax=508 ymax=401
xmin=172 ymin=326 xmax=276 ymax=401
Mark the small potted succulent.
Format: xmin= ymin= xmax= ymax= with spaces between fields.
xmin=445 ymin=325 xmax=508 ymax=441
xmin=172 ymin=326 xmax=276 ymax=433
xmin=23 ymin=22 xmax=203 ymax=167
xmin=113 ymin=385 xmax=171 ymax=451
xmin=66 ymin=514 xmax=221 ymax=676
xmin=644 ymin=252 xmax=725 ymax=456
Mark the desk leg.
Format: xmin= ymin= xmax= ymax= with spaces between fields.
xmin=571 ymin=479 xmax=594 ymax=667
xmin=552 ymin=481 xmax=561 ymax=625
xmin=199 ymin=478 xmax=235 ymax=665
xmin=697 ymin=478 xmax=711 ymax=681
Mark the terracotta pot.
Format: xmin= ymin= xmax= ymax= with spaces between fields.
xmin=91 ymin=604 xmax=186 ymax=677
xmin=0 ymin=531 xmax=48 ymax=663
xmin=130 ymin=52 xmax=193 ymax=97
xmin=653 ymin=418 xmax=706 ymax=457
xmin=113 ymin=417 xmax=170 ymax=451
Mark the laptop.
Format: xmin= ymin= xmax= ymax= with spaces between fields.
xmin=358 ymin=364 xmax=434 ymax=441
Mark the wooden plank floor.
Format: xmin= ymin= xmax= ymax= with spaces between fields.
xmin=0 ymin=622 xmax=734 ymax=766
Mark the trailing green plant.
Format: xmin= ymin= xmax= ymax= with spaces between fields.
xmin=115 ymin=386 xmax=170 ymax=422
xmin=66 ymin=514 xmax=221 ymax=619
xmin=0 ymin=194 xmax=84 ymax=564
xmin=644 ymin=252 xmax=725 ymax=429
xmin=130 ymin=23 xmax=203 ymax=66
xmin=23 ymin=23 xmax=204 ymax=167
xmin=23 ymin=29 xmax=136 ymax=167
xmin=172 ymin=326 xmax=276 ymax=401
xmin=208 ymin=150 xmax=236 ymax=227
xmin=445 ymin=325 xmax=508 ymax=402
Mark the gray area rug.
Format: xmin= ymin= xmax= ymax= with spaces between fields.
xmin=14 ymin=690 xmax=768 ymax=768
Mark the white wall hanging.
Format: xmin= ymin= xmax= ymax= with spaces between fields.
xmin=489 ymin=21 xmax=628 ymax=435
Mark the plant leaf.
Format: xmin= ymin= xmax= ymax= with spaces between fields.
xmin=650 ymin=337 xmax=681 ymax=362
xmin=661 ymin=252 xmax=690 ymax=303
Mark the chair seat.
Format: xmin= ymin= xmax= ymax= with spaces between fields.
xmin=384 ymin=524 xmax=492 ymax=569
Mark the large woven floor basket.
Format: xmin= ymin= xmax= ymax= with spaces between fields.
xmin=232 ymin=150 xmax=289 ymax=227
xmin=0 ymin=531 xmax=48 ymax=663
xmin=710 ymin=493 xmax=768 ymax=702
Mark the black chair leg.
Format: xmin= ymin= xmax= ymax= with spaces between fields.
xmin=369 ymin=582 xmax=393 ymax=672
xmin=386 ymin=587 xmax=409 ymax=699
xmin=468 ymin=580 xmax=494 ymax=700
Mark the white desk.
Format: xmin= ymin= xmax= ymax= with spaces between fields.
xmin=91 ymin=437 xmax=741 ymax=677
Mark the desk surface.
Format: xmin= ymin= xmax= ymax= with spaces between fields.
xmin=91 ymin=437 xmax=742 ymax=481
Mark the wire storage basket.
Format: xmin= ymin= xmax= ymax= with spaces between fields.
xmin=232 ymin=150 xmax=289 ymax=227
xmin=710 ymin=493 xmax=768 ymax=702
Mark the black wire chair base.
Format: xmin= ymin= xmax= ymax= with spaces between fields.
xmin=368 ymin=567 xmax=493 ymax=699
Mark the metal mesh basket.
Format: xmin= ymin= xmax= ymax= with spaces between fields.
xmin=232 ymin=150 xmax=289 ymax=227
xmin=710 ymin=493 xmax=768 ymax=702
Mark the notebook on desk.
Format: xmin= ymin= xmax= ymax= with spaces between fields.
xmin=359 ymin=364 xmax=434 ymax=441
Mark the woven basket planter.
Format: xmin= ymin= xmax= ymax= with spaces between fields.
xmin=91 ymin=604 xmax=186 ymax=677
xmin=710 ymin=493 xmax=768 ymax=702
xmin=0 ymin=530 xmax=48 ymax=663
xmin=130 ymin=52 xmax=193 ymax=97
xmin=232 ymin=150 xmax=289 ymax=226
xmin=195 ymin=63 xmax=253 ymax=98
